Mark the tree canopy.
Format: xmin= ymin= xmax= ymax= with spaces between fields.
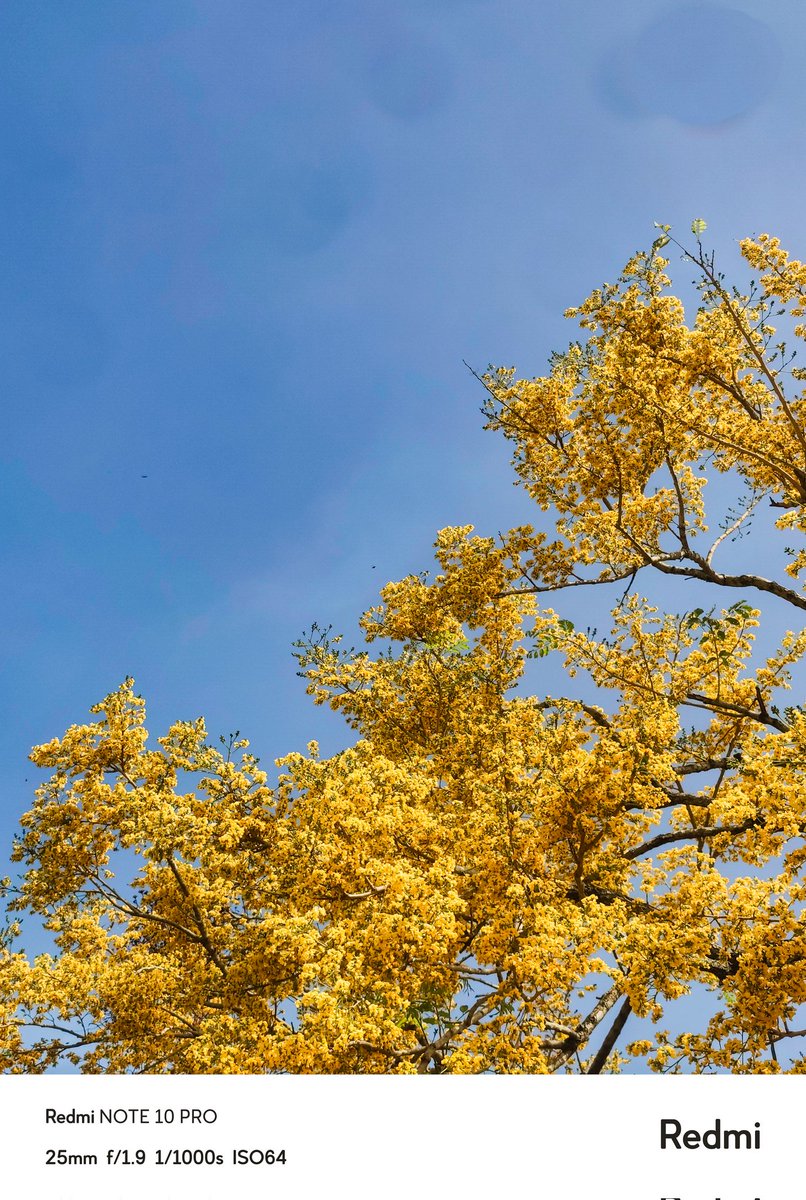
xmin=3 ymin=227 xmax=806 ymax=1073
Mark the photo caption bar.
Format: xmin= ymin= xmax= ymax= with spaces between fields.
xmin=0 ymin=1075 xmax=797 ymax=1199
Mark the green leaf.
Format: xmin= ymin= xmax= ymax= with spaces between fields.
xmin=445 ymin=636 xmax=470 ymax=656
xmin=691 ymin=218 xmax=707 ymax=238
xmin=527 ymin=633 xmax=557 ymax=658
xmin=423 ymin=633 xmax=470 ymax=656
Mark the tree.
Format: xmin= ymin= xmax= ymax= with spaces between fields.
xmin=3 ymin=226 xmax=806 ymax=1073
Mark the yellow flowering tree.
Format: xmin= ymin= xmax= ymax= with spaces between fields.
xmin=3 ymin=227 xmax=806 ymax=1073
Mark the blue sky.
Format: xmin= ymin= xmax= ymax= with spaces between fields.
xmin=2 ymin=0 xmax=804 ymax=985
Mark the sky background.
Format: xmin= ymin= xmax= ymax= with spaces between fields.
xmin=2 ymin=0 xmax=805 ymax=1052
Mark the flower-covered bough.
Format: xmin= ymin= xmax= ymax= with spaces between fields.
xmin=3 ymin=226 xmax=806 ymax=1073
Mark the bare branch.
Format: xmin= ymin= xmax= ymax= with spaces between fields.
xmin=625 ymin=817 xmax=758 ymax=859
